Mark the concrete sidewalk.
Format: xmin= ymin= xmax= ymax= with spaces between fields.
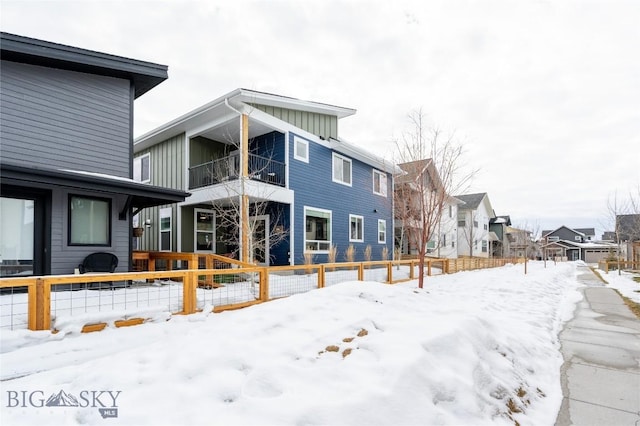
xmin=555 ymin=265 xmax=640 ymax=425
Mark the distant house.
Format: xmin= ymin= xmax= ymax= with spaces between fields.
xmin=540 ymin=226 xmax=616 ymax=262
xmin=489 ymin=215 xmax=511 ymax=258
xmin=394 ymin=159 xmax=461 ymax=259
xmin=455 ymin=193 xmax=496 ymax=258
xmin=505 ymin=226 xmax=535 ymax=258
xmin=0 ymin=33 xmax=188 ymax=277
xmin=133 ymin=89 xmax=398 ymax=265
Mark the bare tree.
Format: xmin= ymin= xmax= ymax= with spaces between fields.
xmin=203 ymin=115 xmax=288 ymax=266
xmin=604 ymin=188 xmax=640 ymax=274
xmin=394 ymin=109 xmax=476 ymax=288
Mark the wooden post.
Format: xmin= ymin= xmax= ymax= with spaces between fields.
xmin=318 ymin=265 xmax=325 ymax=288
xmin=29 ymin=278 xmax=50 ymax=331
xmin=409 ymin=261 xmax=415 ymax=279
xmin=259 ymin=268 xmax=269 ymax=302
xmin=357 ymin=263 xmax=364 ymax=281
xmin=240 ymin=113 xmax=250 ymax=264
xmin=427 ymin=259 xmax=432 ymax=276
xmin=182 ymin=272 xmax=197 ymax=314
xmin=386 ymin=262 xmax=392 ymax=283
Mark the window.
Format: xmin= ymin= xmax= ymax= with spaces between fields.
xmin=574 ymin=236 xmax=581 ymax=241
xmin=442 ymin=233 xmax=447 ymax=247
xmin=449 ymin=205 xmax=453 ymax=218
xmin=482 ymin=240 xmax=488 ymax=252
xmin=372 ymin=170 xmax=387 ymax=196
xmin=134 ymin=153 xmax=151 ymax=183
xmin=294 ymin=136 xmax=309 ymax=163
xmin=195 ymin=209 xmax=215 ymax=252
xmin=548 ymin=236 xmax=559 ymax=242
xmin=159 ymin=207 xmax=172 ymax=251
xmin=69 ymin=195 xmax=110 ymax=246
xmin=332 ymin=153 xmax=352 ymax=186
xmin=484 ymin=223 xmax=488 ymax=231
xmin=473 ymin=220 xmax=479 ymax=228
xmin=349 ymin=215 xmax=364 ymax=242
xmin=378 ymin=219 xmax=386 ymax=244
xmin=457 ymin=212 xmax=466 ymax=227
xmin=305 ymin=207 xmax=332 ymax=252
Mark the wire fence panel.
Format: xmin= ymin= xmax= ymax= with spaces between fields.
xmin=196 ymin=271 xmax=261 ymax=309
xmin=0 ymin=287 xmax=29 ymax=330
xmin=362 ymin=265 xmax=389 ymax=283
xmin=324 ymin=267 xmax=359 ymax=287
xmin=269 ymin=269 xmax=320 ymax=299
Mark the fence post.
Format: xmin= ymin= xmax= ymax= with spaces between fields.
xmin=427 ymin=260 xmax=432 ymax=276
xmin=29 ymin=278 xmax=50 ymax=331
xmin=318 ymin=265 xmax=325 ymax=288
xmin=386 ymin=261 xmax=392 ymax=283
xmin=182 ymin=272 xmax=197 ymax=314
xmin=357 ymin=263 xmax=364 ymax=281
xmin=409 ymin=261 xmax=415 ymax=279
xmin=260 ymin=268 xmax=269 ymax=302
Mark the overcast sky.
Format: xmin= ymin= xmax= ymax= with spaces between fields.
xmin=3 ymin=0 xmax=639 ymax=235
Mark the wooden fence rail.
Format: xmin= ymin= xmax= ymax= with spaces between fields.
xmin=1 ymin=256 xmax=522 ymax=332
xmin=598 ymin=260 xmax=640 ymax=273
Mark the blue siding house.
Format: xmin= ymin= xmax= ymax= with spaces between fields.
xmin=134 ymin=89 xmax=397 ymax=265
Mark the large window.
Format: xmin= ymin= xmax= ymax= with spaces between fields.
xmin=159 ymin=207 xmax=172 ymax=251
xmin=305 ymin=207 xmax=332 ymax=252
xmin=332 ymin=153 xmax=352 ymax=186
xmin=134 ymin=153 xmax=151 ymax=183
xmin=372 ymin=170 xmax=387 ymax=196
xmin=1 ymin=197 xmax=34 ymax=276
xmin=69 ymin=195 xmax=110 ymax=246
xmin=294 ymin=136 xmax=309 ymax=163
xmin=349 ymin=214 xmax=364 ymax=242
xmin=378 ymin=219 xmax=386 ymax=244
xmin=195 ymin=209 xmax=215 ymax=252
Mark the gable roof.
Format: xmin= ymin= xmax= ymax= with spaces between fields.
xmin=542 ymin=225 xmax=588 ymax=238
xmin=455 ymin=193 xmax=486 ymax=210
xmin=1 ymin=32 xmax=167 ymax=98
xmin=574 ymin=228 xmax=595 ymax=236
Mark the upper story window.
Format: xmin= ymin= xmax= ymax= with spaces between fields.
xmin=294 ymin=136 xmax=309 ymax=163
xmin=372 ymin=170 xmax=387 ymax=196
xmin=349 ymin=214 xmax=364 ymax=242
xmin=449 ymin=205 xmax=453 ymax=218
xmin=332 ymin=153 xmax=352 ymax=186
xmin=134 ymin=153 xmax=151 ymax=183
xmin=159 ymin=207 xmax=172 ymax=251
xmin=574 ymin=235 xmax=581 ymax=241
xmin=69 ymin=195 xmax=111 ymax=246
xmin=548 ymin=236 xmax=559 ymax=242
xmin=484 ymin=223 xmax=488 ymax=231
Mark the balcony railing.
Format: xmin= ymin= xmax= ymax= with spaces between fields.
xmin=189 ymin=154 xmax=285 ymax=190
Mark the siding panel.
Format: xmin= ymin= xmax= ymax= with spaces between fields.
xmin=0 ymin=61 xmax=131 ymax=177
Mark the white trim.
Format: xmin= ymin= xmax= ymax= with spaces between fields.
xmin=349 ymin=214 xmax=364 ymax=243
xmin=285 ymin=131 xmax=290 ymax=189
xmin=194 ymin=208 xmax=215 ymax=253
xmin=159 ymin=207 xmax=172 ymax=251
xmin=133 ymin=153 xmax=151 ymax=183
xmin=289 ymin=202 xmax=295 ymax=265
xmin=377 ymin=219 xmax=387 ymax=244
xmin=372 ymin=169 xmax=387 ymax=196
xmin=293 ymin=135 xmax=309 ymax=163
xmin=332 ymin=152 xmax=352 ymax=187
xmin=304 ymin=206 xmax=332 ymax=253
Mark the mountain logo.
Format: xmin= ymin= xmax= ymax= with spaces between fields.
xmin=45 ymin=390 xmax=79 ymax=407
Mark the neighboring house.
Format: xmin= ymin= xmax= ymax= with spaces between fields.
xmin=394 ymin=159 xmax=461 ymax=259
xmin=455 ymin=193 xmax=496 ymax=258
xmin=540 ymin=226 xmax=616 ymax=262
xmin=133 ymin=89 xmax=397 ymax=265
xmin=505 ymin=226 xmax=535 ymax=258
xmin=489 ymin=215 xmax=512 ymax=258
xmin=0 ymin=33 xmax=188 ymax=277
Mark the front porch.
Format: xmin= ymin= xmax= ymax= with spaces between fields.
xmin=189 ymin=153 xmax=285 ymax=190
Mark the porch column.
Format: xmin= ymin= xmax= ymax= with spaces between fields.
xmin=241 ymin=114 xmax=250 ymax=263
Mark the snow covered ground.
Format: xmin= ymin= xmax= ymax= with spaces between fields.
xmin=1 ymin=261 xmax=635 ymax=425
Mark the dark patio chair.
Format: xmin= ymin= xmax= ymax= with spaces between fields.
xmin=78 ymin=252 xmax=120 ymax=290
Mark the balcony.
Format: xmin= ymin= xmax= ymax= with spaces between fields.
xmin=189 ymin=153 xmax=285 ymax=190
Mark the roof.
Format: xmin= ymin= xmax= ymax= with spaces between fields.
xmin=574 ymin=228 xmax=595 ymax=236
xmin=0 ymin=162 xmax=189 ymax=214
xmin=455 ymin=193 xmax=487 ymax=210
xmin=0 ymin=32 xmax=168 ymax=98
xmin=490 ymin=215 xmax=511 ymax=226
